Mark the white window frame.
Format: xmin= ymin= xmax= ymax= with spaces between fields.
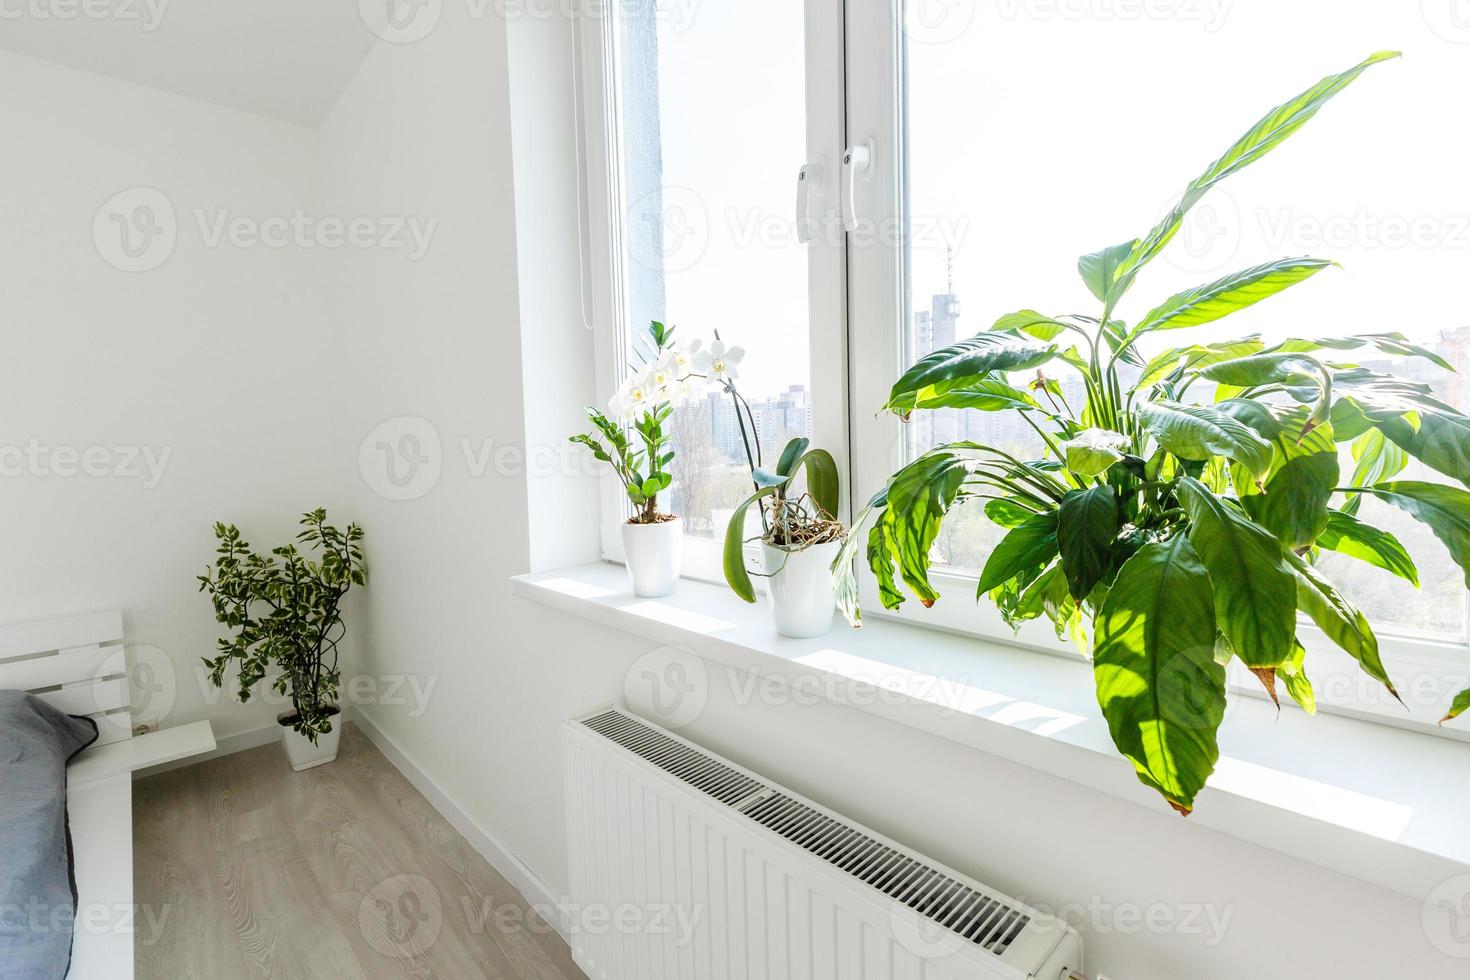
xmin=575 ymin=0 xmax=850 ymax=586
xmin=576 ymin=0 xmax=1470 ymax=737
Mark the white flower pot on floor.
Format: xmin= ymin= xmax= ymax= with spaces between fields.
xmin=622 ymin=517 xmax=683 ymax=597
xmin=279 ymin=709 xmax=342 ymax=771
xmin=762 ymin=539 xmax=841 ymax=638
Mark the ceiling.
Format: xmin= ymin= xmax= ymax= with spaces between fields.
xmin=0 ymin=2 xmax=379 ymax=127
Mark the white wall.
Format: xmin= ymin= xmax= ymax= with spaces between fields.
xmin=321 ymin=13 xmax=1467 ymax=980
xmin=0 ymin=51 xmax=349 ymax=741
xmin=7 ymin=18 xmax=1459 ymax=980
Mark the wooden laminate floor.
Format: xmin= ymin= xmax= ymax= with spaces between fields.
xmin=132 ymin=723 xmax=586 ymax=980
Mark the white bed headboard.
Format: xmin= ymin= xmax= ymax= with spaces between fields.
xmin=0 ymin=611 xmax=133 ymax=745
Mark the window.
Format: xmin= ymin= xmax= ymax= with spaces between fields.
xmin=580 ymin=0 xmax=1470 ymax=726
xmin=583 ymin=0 xmax=844 ymax=577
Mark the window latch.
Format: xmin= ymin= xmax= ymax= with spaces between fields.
xmin=841 ymin=141 xmax=873 ymax=234
xmin=795 ymin=161 xmax=826 ymax=245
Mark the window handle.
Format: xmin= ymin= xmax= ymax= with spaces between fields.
xmin=841 ymin=142 xmax=873 ymax=234
xmin=795 ymin=161 xmax=826 ymax=245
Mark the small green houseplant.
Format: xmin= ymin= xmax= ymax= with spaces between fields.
xmin=710 ymin=345 xmax=845 ymax=637
xmin=571 ymin=320 xmax=706 ymax=597
xmin=839 ymin=51 xmax=1470 ymax=813
xmin=199 ymin=509 xmax=365 ymax=769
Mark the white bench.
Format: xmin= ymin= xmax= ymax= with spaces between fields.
xmin=0 ymin=611 xmax=215 ymax=980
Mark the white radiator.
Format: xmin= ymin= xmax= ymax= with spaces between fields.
xmin=563 ymin=707 xmax=1085 ymax=980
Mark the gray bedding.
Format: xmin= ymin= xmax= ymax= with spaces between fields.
xmin=0 ymin=690 xmax=98 ymax=980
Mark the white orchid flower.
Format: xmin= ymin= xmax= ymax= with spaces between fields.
xmin=665 ymin=338 xmax=701 ymax=378
xmin=609 ymin=373 xmax=653 ymax=421
xmin=693 ymin=339 xmax=745 ymax=382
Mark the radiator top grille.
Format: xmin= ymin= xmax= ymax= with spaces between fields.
xmin=579 ymin=709 xmax=1031 ymax=957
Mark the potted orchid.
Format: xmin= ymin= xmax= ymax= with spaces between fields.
xmin=712 ymin=339 xmax=847 ymax=638
xmin=571 ymin=321 xmax=705 ymax=596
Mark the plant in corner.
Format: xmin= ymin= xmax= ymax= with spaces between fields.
xmin=199 ymin=509 xmax=366 ymax=771
xmin=571 ymin=320 xmax=704 ymax=597
xmin=838 ymin=51 xmax=1470 ymax=814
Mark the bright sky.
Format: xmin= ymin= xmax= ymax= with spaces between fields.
xmin=652 ymin=1 xmax=1469 ymax=396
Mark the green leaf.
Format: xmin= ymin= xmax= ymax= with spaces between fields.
xmin=1282 ymin=331 xmax=1454 ymax=371
xmin=1135 ymin=338 xmax=1264 ymax=390
xmin=867 ymin=510 xmax=906 ymax=611
xmin=1057 ymin=486 xmax=1119 ymax=600
xmin=751 ymin=468 xmax=789 ymax=489
xmin=909 ymin=378 xmax=1040 ymax=413
xmin=1285 ymin=550 xmax=1395 ymax=697
xmin=1059 ymin=428 xmax=1130 ymax=478
xmin=1348 ymin=428 xmax=1408 ymax=489
xmin=975 ymin=510 xmax=1061 ymax=597
xmin=1361 ymin=482 xmax=1470 ymax=588
xmin=1178 ymin=477 xmax=1297 ymax=668
xmin=991 ymin=310 xmax=1072 ymax=341
xmin=776 ymin=438 xmax=811 ymax=477
xmin=1132 ymin=258 xmax=1334 ymax=338
xmin=1281 ymin=641 xmax=1316 ymax=715
xmin=1078 ymin=241 xmax=1136 ymax=304
xmin=722 ymin=486 xmax=779 ymax=602
xmin=882 ymin=451 xmax=972 ymax=606
xmin=1371 ymin=405 xmax=1470 ymax=488
xmin=1093 ymin=534 xmax=1224 ymax=814
xmin=791 ymin=448 xmax=841 ymax=519
xmin=1317 ymin=509 xmax=1419 ymax=586
xmin=1240 ymin=419 xmax=1339 ymax=549
xmin=886 ymin=333 xmax=1057 ymax=415
xmin=1442 ymin=688 xmax=1470 ymax=726
xmin=1199 ymin=351 xmax=1334 ymax=424
xmin=1092 ymin=52 xmax=1399 ymax=306
xmin=1137 ymin=400 xmax=1274 ymax=477
xmin=984 ymin=497 xmax=1039 ymax=529
xmin=832 ymin=498 xmax=882 ymax=626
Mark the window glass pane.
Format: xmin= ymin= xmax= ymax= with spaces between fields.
xmin=902 ymin=2 xmax=1468 ymax=639
xmin=617 ymin=0 xmax=812 ymax=540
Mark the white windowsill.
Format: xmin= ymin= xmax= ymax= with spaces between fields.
xmin=511 ymin=561 xmax=1470 ymax=904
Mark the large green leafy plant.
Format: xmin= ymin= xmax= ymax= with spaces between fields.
xmin=199 ymin=510 xmax=366 ymax=743
xmin=839 ymin=51 xmax=1470 ymax=813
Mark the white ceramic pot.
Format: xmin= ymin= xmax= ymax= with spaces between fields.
xmin=762 ymin=539 xmax=841 ymax=638
xmin=622 ymin=517 xmax=684 ymax=597
xmin=278 ymin=709 xmax=342 ymax=771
